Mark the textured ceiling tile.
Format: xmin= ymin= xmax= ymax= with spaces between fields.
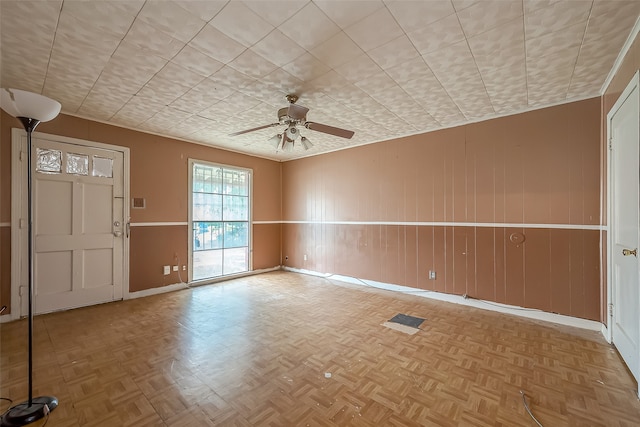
xmin=523 ymin=0 xmax=563 ymax=14
xmin=279 ymin=3 xmax=341 ymax=50
xmin=369 ymin=84 xmax=416 ymax=115
xmin=408 ymin=14 xmax=466 ymax=55
xmin=170 ymin=79 xmax=234 ymax=112
xmin=211 ymin=2 xmax=274 ymax=47
xmin=591 ymin=0 xmax=640 ymax=17
xmin=333 ymin=54 xmax=381 ymax=82
xmin=524 ymin=0 xmax=592 ymax=39
xmin=481 ymin=63 xmax=528 ymax=113
xmin=251 ymin=30 xmax=307 ymax=67
xmin=452 ymin=0 xmax=483 ymax=12
xmin=314 ymin=0 xmax=384 ymax=29
xmin=242 ymin=0 xmax=308 ymax=27
xmin=137 ymin=76 xmax=192 ymax=105
xmin=142 ymin=107 xmax=193 ymax=129
xmin=305 ymin=70 xmax=352 ymax=93
xmin=54 ymin=10 xmax=122 ymax=54
xmin=209 ymin=66 xmax=257 ymax=90
xmin=79 ymin=87 xmax=132 ymax=120
xmin=175 ymin=0 xmax=226 ymax=21
xmin=157 ymin=63 xmax=206 ymax=88
xmin=368 ymin=35 xmax=420 ymax=70
xmin=236 ymin=81 xmax=288 ymax=106
xmin=62 ymin=0 xmax=142 ymax=37
xmin=310 ymin=31 xmax=365 ymax=69
xmin=190 ymin=24 xmax=247 ymax=64
xmin=386 ymin=57 xmax=434 ymax=86
xmin=138 ymin=1 xmax=206 ymax=43
xmin=0 ymin=1 xmax=60 ymax=47
xmin=171 ymin=46 xmax=225 ymax=77
xmin=125 ymin=19 xmax=186 ymax=60
xmin=282 ymin=53 xmax=332 ymax=81
xmin=457 ymin=0 xmax=522 ymax=38
xmin=259 ymin=68 xmax=305 ymax=94
xmin=468 ymin=18 xmax=525 ymax=72
xmin=105 ymin=42 xmax=168 ymax=86
xmin=583 ymin=2 xmax=639 ymax=44
xmin=386 ymin=0 xmax=455 ymax=32
xmin=344 ymin=7 xmax=404 ymax=52
xmin=422 ymin=40 xmax=480 ymax=83
xmin=525 ymin=21 xmax=586 ymax=59
xmin=228 ymin=50 xmax=279 ymax=79
xmin=113 ymin=95 xmax=168 ymax=125
xmin=527 ymin=48 xmax=579 ymax=75
xmin=326 ymin=84 xmax=374 ymax=112
xmin=355 ymin=72 xmax=397 ymax=97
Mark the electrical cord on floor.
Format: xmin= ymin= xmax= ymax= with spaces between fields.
xmin=174 ymin=254 xmax=187 ymax=286
xmin=520 ymin=391 xmax=544 ymax=427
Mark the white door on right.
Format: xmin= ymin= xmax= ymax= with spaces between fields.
xmin=610 ymin=73 xmax=640 ymax=389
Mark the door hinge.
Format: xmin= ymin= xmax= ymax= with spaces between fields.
xmin=608 ymin=303 xmax=614 ymax=317
xmin=608 ymin=137 xmax=613 ymax=150
xmin=19 ymin=218 xmax=26 ymax=229
xmin=19 ymin=150 xmax=24 ymax=161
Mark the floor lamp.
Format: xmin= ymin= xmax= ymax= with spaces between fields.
xmin=1 ymin=88 xmax=61 ymax=426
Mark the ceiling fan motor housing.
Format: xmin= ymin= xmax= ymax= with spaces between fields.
xmin=286 ymin=125 xmax=298 ymax=140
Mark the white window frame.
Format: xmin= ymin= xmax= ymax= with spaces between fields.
xmin=188 ymin=158 xmax=253 ymax=285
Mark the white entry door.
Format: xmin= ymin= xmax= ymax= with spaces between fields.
xmin=26 ymin=137 xmax=125 ymax=314
xmin=609 ymin=72 xmax=640 ymax=390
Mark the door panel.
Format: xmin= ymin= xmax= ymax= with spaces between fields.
xmin=29 ymin=137 xmax=125 ymax=314
xmin=610 ymin=80 xmax=640 ymax=385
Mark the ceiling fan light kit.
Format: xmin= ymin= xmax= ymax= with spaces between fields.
xmin=230 ymin=94 xmax=354 ymax=152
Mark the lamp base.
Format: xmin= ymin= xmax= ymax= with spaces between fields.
xmin=0 ymin=396 xmax=58 ymax=426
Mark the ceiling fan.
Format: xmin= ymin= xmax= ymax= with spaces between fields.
xmin=229 ymin=94 xmax=354 ymax=151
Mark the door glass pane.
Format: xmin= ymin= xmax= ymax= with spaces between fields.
xmin=36 ymin=148 xmax=62 ymax=173
xmin=66 ymin=153 xmax=89 ymax=175
xmin=93 ymin=156 xmax=113 ymax=177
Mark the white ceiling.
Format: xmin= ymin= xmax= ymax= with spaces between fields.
xmin=1 ymin=1 xmax=638 ymax=161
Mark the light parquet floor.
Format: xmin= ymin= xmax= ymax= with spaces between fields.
xmin=1 ymin=271 xmax=639 ymax=426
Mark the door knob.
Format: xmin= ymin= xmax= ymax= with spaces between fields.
xmin=622 ymin=248 xmax=637 ymax=257
xmin=114 ymin=231 xmax=123 ymax=237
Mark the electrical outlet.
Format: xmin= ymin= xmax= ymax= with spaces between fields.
xmin=303 ymin=254 xmax=307 ymax=261
xmin=172 ymin=265 xmax=178 ymax=272
xmin=182 ymin=265 xmax=186 ymax=271
xmin=428 ymin=270 xmax=436 ymax=280
xmin=163 ymin=265 xmax=170 ymax=275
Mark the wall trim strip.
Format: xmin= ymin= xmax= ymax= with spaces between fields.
xmin=601 ymin=15 xmax=640 ymax=95
xmin=253 ymin=221 xmax=282 ymax=224
xmin=280 ymin=220 xmax=605 ymax=230
xmin=130 ymin=222 xmax=188 ymax=227
xmin=283 ymin=267 xmax=603 ymax=333
xmin=0 ymin=222 xmax=10 ymax=227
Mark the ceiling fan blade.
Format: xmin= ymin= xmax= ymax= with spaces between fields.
xmin=305 ymin=122 xmax=354 ymax=139
xmin=229 ymin=123 xmax=280 ymax=136
xmin=287 ymin=103 xmax=309 ymax=120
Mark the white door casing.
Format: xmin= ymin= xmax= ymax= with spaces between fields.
xmin=11 ymin=130 xmax=130 ymax=317
xmin=608 ymin=70 xmax=640 ymax=395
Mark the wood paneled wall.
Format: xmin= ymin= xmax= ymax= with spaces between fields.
xmin=282 ymin=98 xmax=602 ymax=321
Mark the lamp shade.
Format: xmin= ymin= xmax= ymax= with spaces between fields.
xmin=1 ymin=88 xmax=61 ymax=122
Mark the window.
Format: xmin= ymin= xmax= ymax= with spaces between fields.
xmin=190 ymin=161 xmax=251 ymax=280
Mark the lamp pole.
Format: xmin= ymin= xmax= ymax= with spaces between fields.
xmin=1 ymin=89 xmax=61 ymax=427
